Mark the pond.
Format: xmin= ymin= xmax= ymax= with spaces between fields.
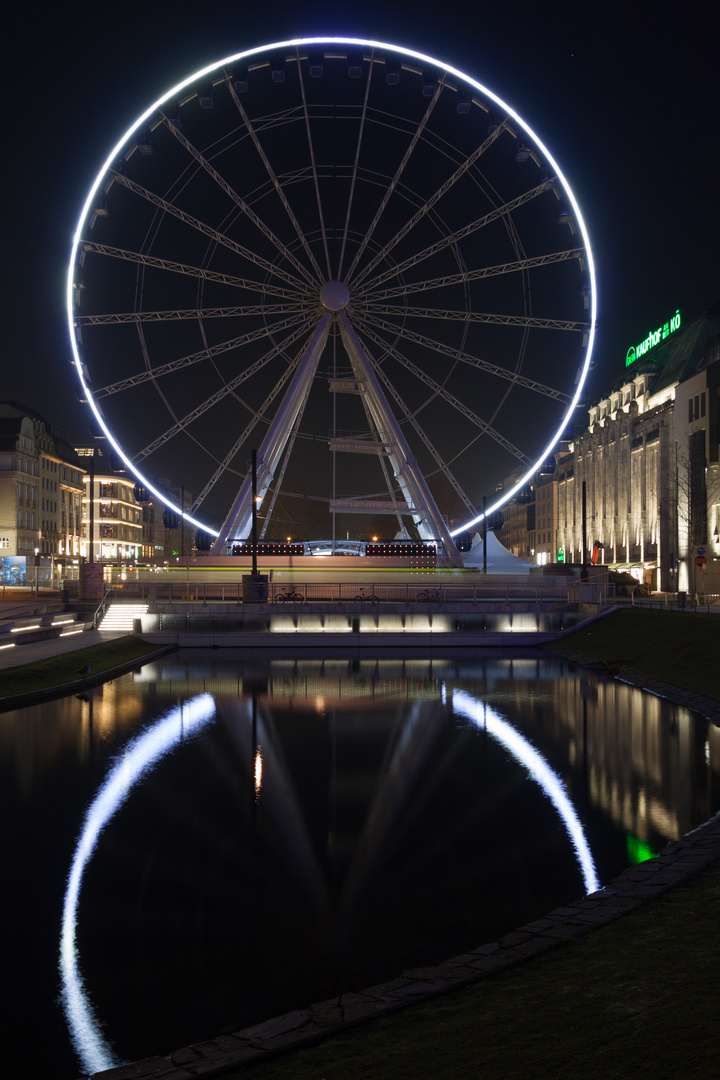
xmin=2 ymin=650 xmax=718 ymax=1078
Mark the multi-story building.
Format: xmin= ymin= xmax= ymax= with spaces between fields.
xmin=493 ymin=461 xmax=559 ymax=566
xmin=76 ymin=449 xmax=144 ymax=561
xmin=35 ymin=422 xmax=85 ymax=560
xmin=534 ymin=473 xmax=558 ymax=565
xmin=0 ymin=403 xmax=85 ymax=578
xmin=556 ymin=302 xmax=720 ymax=593
xmin=139 ymin=483 xmax=195 ymax=561
xmin=0 ymin=410 xmax=39 ymax=560
xmin=488 ymin=304 xmax=720 ymax=592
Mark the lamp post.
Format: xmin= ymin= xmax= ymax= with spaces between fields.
xmin=242 ymin=449 xmax=269 ymax=603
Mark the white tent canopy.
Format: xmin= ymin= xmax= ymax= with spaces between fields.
xmin=461 ymin=530 xmax=534 ymax=574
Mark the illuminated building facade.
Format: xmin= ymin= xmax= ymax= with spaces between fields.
xmin=557 ymin=304 xmax=720 ymax=593
xmin=35 ymin=425 xmax=85 ymax=559
xmin=77 ymin=449 xmax=143 ymax=562
xmin=0 ymin=411 xmax=38 ymax=558
xmin=489 ymin=305 xmax=720 ymax=592
xmin=0 ymin=404 xmax=84 ymax=569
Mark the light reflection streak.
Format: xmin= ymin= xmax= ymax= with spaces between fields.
xmin=452 ymin=688 xmax=600 ymax=894
xmin=59 ymin=693 xmax=216 ymax=1076
xmin=254 ymin=747 xmax=263 ymax=796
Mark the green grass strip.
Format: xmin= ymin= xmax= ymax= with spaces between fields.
xmin=545 ymin=608 xmax=720 ymax=700
xmin=0 ymin=637 xmax=164 ymax=697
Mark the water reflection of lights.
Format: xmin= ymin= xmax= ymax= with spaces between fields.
xmin=59 ymin=693 xmax=216 ymax=1076
xmin=254 ymin=747 xmax=263 ymax=796
xmin=451 ymin=689 xmax=600 ymax=895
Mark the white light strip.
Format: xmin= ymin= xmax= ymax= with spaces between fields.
xmin=0 ymin=642 xmax=16 ymax=651
xmin=67 ymin=36 xmax=596 ymax=541
xmin=11 ymin=624 xmax=41 ymax=633
xmin=451 ymin=688 xmax=599 ymax=894
xmin=59 ymin=694 xmax=216 ymax=1075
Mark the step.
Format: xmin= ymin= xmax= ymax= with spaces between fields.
xmin=98 ymin=603 xmax=149 ymax=632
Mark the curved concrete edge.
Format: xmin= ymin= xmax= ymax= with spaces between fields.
xmin=87 ymin=810 xmax=720 ymax=1080
xmin=0 ymin=644 xmax=178 ymax=712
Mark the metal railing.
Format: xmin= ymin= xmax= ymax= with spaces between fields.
xmin=625 ymin=591 xmax=720 ymax=614
xmin=138 ymin=581 xmax=614 ymax=606
xmin=92 ymin=590 xmax=113 ymax=629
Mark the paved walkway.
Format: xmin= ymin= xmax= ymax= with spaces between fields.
xmin=0 ymin=628 xmax=125 ymax=672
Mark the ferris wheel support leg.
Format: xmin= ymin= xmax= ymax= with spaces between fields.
xmin=337 ymin=314 xmax=464 ymax=569
xmin=210 ymin=314 xmax=331 ymax=554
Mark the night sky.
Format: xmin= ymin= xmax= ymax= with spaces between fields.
xmin=2 ymin=1 xmax=717 ymax=522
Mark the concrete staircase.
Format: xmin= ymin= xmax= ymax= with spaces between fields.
xmin=98 ymin=602 xmax=148 ymax=632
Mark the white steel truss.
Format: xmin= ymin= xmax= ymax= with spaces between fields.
xmin=337 ymin=314 xmax=464 ymax=566
xmin=210 ymin=315 xmax=331 ymax=551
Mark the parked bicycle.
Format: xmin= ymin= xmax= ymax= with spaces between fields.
xmin=275 ymin=589 xmax=305 ymax=603
xmin=416 ymin=588 xmax=441 ymax=602
xmin=354 ymin=589 xmax=380 ymax=604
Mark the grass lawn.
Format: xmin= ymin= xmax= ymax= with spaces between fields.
xmin=220 ymin=861 xmax=720 ymax=1080
xmin=544 ymin=607 xmax=720 ymax=700
xmin=0 ymin=637 xmax=164 ymax=698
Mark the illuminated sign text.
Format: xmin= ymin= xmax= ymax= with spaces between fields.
xmin=625 ymin=309 xmax=681 ymax=367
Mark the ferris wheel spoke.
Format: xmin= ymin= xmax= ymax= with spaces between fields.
xmin=352 ymin=120 xmax=510 ymax=289
xmin=373 ymin=362 xmax=477 ymax=515
xmin=159 ymin=112 xmax=319 ymax=290
xmin=344 ymin=80 xmax=445 ymax=284
xmin=79 ymin=241 xmax=307 ymax=301
xmin=95 ymin=313 xmax=309 ymax=397
xmin=191 ymin=333 xmax=316 ymax=512
xmin=337 ymin=60 xmax=374 ymax=281
xmin=357 ymin=246 xmax=585 ymax=304
xmin=109 ymin=171 xmax=313 ymax=293
xmin=74 ymin=302 xmax=309 ymax=326
xmin=357 ymin=178 xmax=557 ymax=293
xmin=258 ymin=406 xmax=307 ymax=539
xmin=134 ymin=320 xmax=313 ymax=460
xmin=353 ymin=316 xmax=532 ymax=465
xmin=227 ymin=82 xmax=325 ymax=283
xmin=360 ymin=313 xmax=571 ymax=402
xmin=354 ymin=304 xmax=589 ymax=333
xmin=296 ymin=52 xmax=332 ymax=280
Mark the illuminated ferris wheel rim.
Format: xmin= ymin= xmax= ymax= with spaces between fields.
xmin=66 ymin=35 xmax=598 ymax=541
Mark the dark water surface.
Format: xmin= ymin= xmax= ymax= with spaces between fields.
xmin=2 ymin=651 xmax=719 ymax=1078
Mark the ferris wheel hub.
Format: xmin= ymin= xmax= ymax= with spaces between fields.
xmin=320 ymin=280 xmax=350 ymax=311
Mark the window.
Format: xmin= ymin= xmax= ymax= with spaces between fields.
xmin=0 ymin=537 xmax=8 ymax=549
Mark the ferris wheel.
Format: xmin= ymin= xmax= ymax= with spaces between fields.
xmin=67 ymin=37 xmax=596 ymax=565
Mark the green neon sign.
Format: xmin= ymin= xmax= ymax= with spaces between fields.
xmin=625 ymin=309 xmax=681 ymax=367
xmin=557 ymin=547 xmax=565 ymax=563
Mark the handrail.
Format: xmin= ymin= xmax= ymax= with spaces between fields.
xmin=136 ymin=581 xmax=618 ymax=606
xmin=92 ymin=589 xmax=113 ymax=630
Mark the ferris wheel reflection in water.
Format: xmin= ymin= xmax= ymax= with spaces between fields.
xmin=59 ymin=685 xmax=597 ymax=1076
